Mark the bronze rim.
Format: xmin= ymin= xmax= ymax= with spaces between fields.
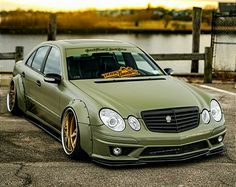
xmin=7 ymin=82 xmax=16 ymax=112
xmin=63 ymin=110 xmax=77 ymax=153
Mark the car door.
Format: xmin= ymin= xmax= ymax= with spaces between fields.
xmin=37 ymin=46 xmax=62 ymax=128
xmin=23 ymin=46 xmax=50 ymax=115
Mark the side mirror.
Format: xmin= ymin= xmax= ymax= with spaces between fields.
xmin=164 ymin=68 xmax=174 ymax=75
xmin=44 ymin=73 xmax=61 ymax=84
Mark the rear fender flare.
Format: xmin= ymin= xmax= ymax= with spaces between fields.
xmin=11 ymin=75 xmax=26 ymax=112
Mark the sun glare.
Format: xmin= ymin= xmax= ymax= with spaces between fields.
xmin=1 ymin=0 xmax=219 ymax=11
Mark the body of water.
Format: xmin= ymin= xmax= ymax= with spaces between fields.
xmin=0 ymin=33 xmax=212 ymax=73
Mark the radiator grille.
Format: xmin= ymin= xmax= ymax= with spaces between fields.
xmin=141 ymin=107 xmax=199 ymax=133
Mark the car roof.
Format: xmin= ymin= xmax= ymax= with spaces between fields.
xmin=43 ymin=39 xmax=136 ymax=49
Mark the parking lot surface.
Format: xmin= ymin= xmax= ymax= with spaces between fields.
xmin=0 ymin=83 xmax=235 ymax=187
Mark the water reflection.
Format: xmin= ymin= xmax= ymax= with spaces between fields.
xmin=0 ymin=33 xmax=211 ymax=73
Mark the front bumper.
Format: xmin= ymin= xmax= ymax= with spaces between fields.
xmin=91 ymin=124 xmax=226 ymax=166
xmin=93 ymin=146 xmax=225 ymax=166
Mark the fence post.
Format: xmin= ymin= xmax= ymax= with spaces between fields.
xmin=204 ymin=47 xmax=213 ymax=83
xmin=48 ymin=13 xmax=57 ymax=41
xmin=15 ymin=46 xmax=24 ymax=62
xmin=191 ymin=7 xmax=202 ymax=73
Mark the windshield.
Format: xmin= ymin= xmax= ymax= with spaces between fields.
xmin=66 ymin=47 xmax=164 ymax=80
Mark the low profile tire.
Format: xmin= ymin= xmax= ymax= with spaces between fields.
xmin=6 ymin=81 xmax=21 ymax=115
xmin=61 ymin=108 xmax=85 ymax=159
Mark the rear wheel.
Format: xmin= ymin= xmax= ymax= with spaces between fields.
xmin=6 ymin=81 xmax=20 ymax=115
xmin=61 ymin=108 xmax=85 ymax=159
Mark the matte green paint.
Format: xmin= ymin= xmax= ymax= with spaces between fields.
xmin=11 ymin=39 xmax=226 ymax=164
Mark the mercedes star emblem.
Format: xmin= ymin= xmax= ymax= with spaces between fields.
xmin=166 ymin=115 xmax=172 ymax=123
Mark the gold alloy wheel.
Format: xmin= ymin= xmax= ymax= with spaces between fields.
xmin=63 ymin=110 xmax=78 ymax=153
xmin=7 ymin=82 xmax=16 ymax=112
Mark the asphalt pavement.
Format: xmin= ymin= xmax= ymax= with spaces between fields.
xmin=0 ymin=83 xmax=235 ymax=187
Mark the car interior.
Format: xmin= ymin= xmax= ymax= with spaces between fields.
xmin=67 ymin=53 xmax=125 ymax=79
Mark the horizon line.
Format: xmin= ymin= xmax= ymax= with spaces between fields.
xmin=1 ymin=4 xmax=218 ymax=13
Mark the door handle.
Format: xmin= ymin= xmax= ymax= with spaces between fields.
xmin=21 ymin=72 xmax=25 ymax=78
xmin=36 ymin=80 xmax=41 ymax=87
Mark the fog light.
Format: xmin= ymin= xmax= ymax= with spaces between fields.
xmin=218 ymin=135 xmax=223 ymax=143
xmin=113 ymin=147 xmax=122 ymax=156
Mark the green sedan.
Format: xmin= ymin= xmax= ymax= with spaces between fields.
xmin=7 ymin=39 xmax=226 ymax=166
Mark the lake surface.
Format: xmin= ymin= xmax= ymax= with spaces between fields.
xmin=0 ymin=33 xmax=212 ymax=73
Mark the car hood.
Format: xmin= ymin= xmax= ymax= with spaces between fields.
xmin=71 ymin=76 xmax=210 ymax=118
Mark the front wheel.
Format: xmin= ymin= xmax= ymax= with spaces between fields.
xmin=6 ymin=81 xmax=20 ymax=115
xmin=61 ymin=108 xmax=85 ymax=159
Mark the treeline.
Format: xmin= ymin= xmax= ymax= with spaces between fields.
xmin=0 ymin=8 xmax=214 ymax=34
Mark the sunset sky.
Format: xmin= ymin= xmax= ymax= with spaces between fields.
xmin=0 ymin=0 xmax=235 ymax=11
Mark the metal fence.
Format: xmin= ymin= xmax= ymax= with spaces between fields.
xmin=211 ymin=12 xmax=236 ymax=72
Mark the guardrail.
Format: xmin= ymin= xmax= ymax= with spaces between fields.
xmin=0 ymin=46 xmax=213 ymax=83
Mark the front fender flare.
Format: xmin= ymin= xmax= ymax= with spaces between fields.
xmin=62 ymin=99 xmax=92 ymax=156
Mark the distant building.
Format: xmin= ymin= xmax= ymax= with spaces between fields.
xmin=96 ymin=9 xmax=132 ymax=17
xmin=219 ymin=2 xmax=236 ymax=13
xmin=153 ymin=10 xmax=163 ymax=16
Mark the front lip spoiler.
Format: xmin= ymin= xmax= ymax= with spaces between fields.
xmin=93 ymin=146 xmax=225 ymax=167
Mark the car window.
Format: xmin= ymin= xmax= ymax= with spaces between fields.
xmin=31 ymin=46 xmax=50 ymax=72
xmin=43 ymin=47 xmax=61 ymax=75
xmin=25 ymin=51 xmax=36 ymax=67
xmin=66 ymin=47 xmax=164 ymax=80
xmin=133 ymin=53 xmax=161 ymax=74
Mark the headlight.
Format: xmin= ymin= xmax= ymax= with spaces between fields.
xmin=201 ymin=109 xmax=210 ymax=124
xmin=210 ymin=99 xmax=222 ymax=122
xmin=128 ymin=116 xmax=141 ymax=131
xmin=99 ymin=108 xmax=125 ymax=132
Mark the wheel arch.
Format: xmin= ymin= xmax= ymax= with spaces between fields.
xmin=11 ymin=75 xmax=27 ymax=112
xmin=61 ymin=99 xmax=92 ymax=156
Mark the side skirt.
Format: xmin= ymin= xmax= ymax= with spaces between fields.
xmin=25 ymin=111 xmax=61 ymax=142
